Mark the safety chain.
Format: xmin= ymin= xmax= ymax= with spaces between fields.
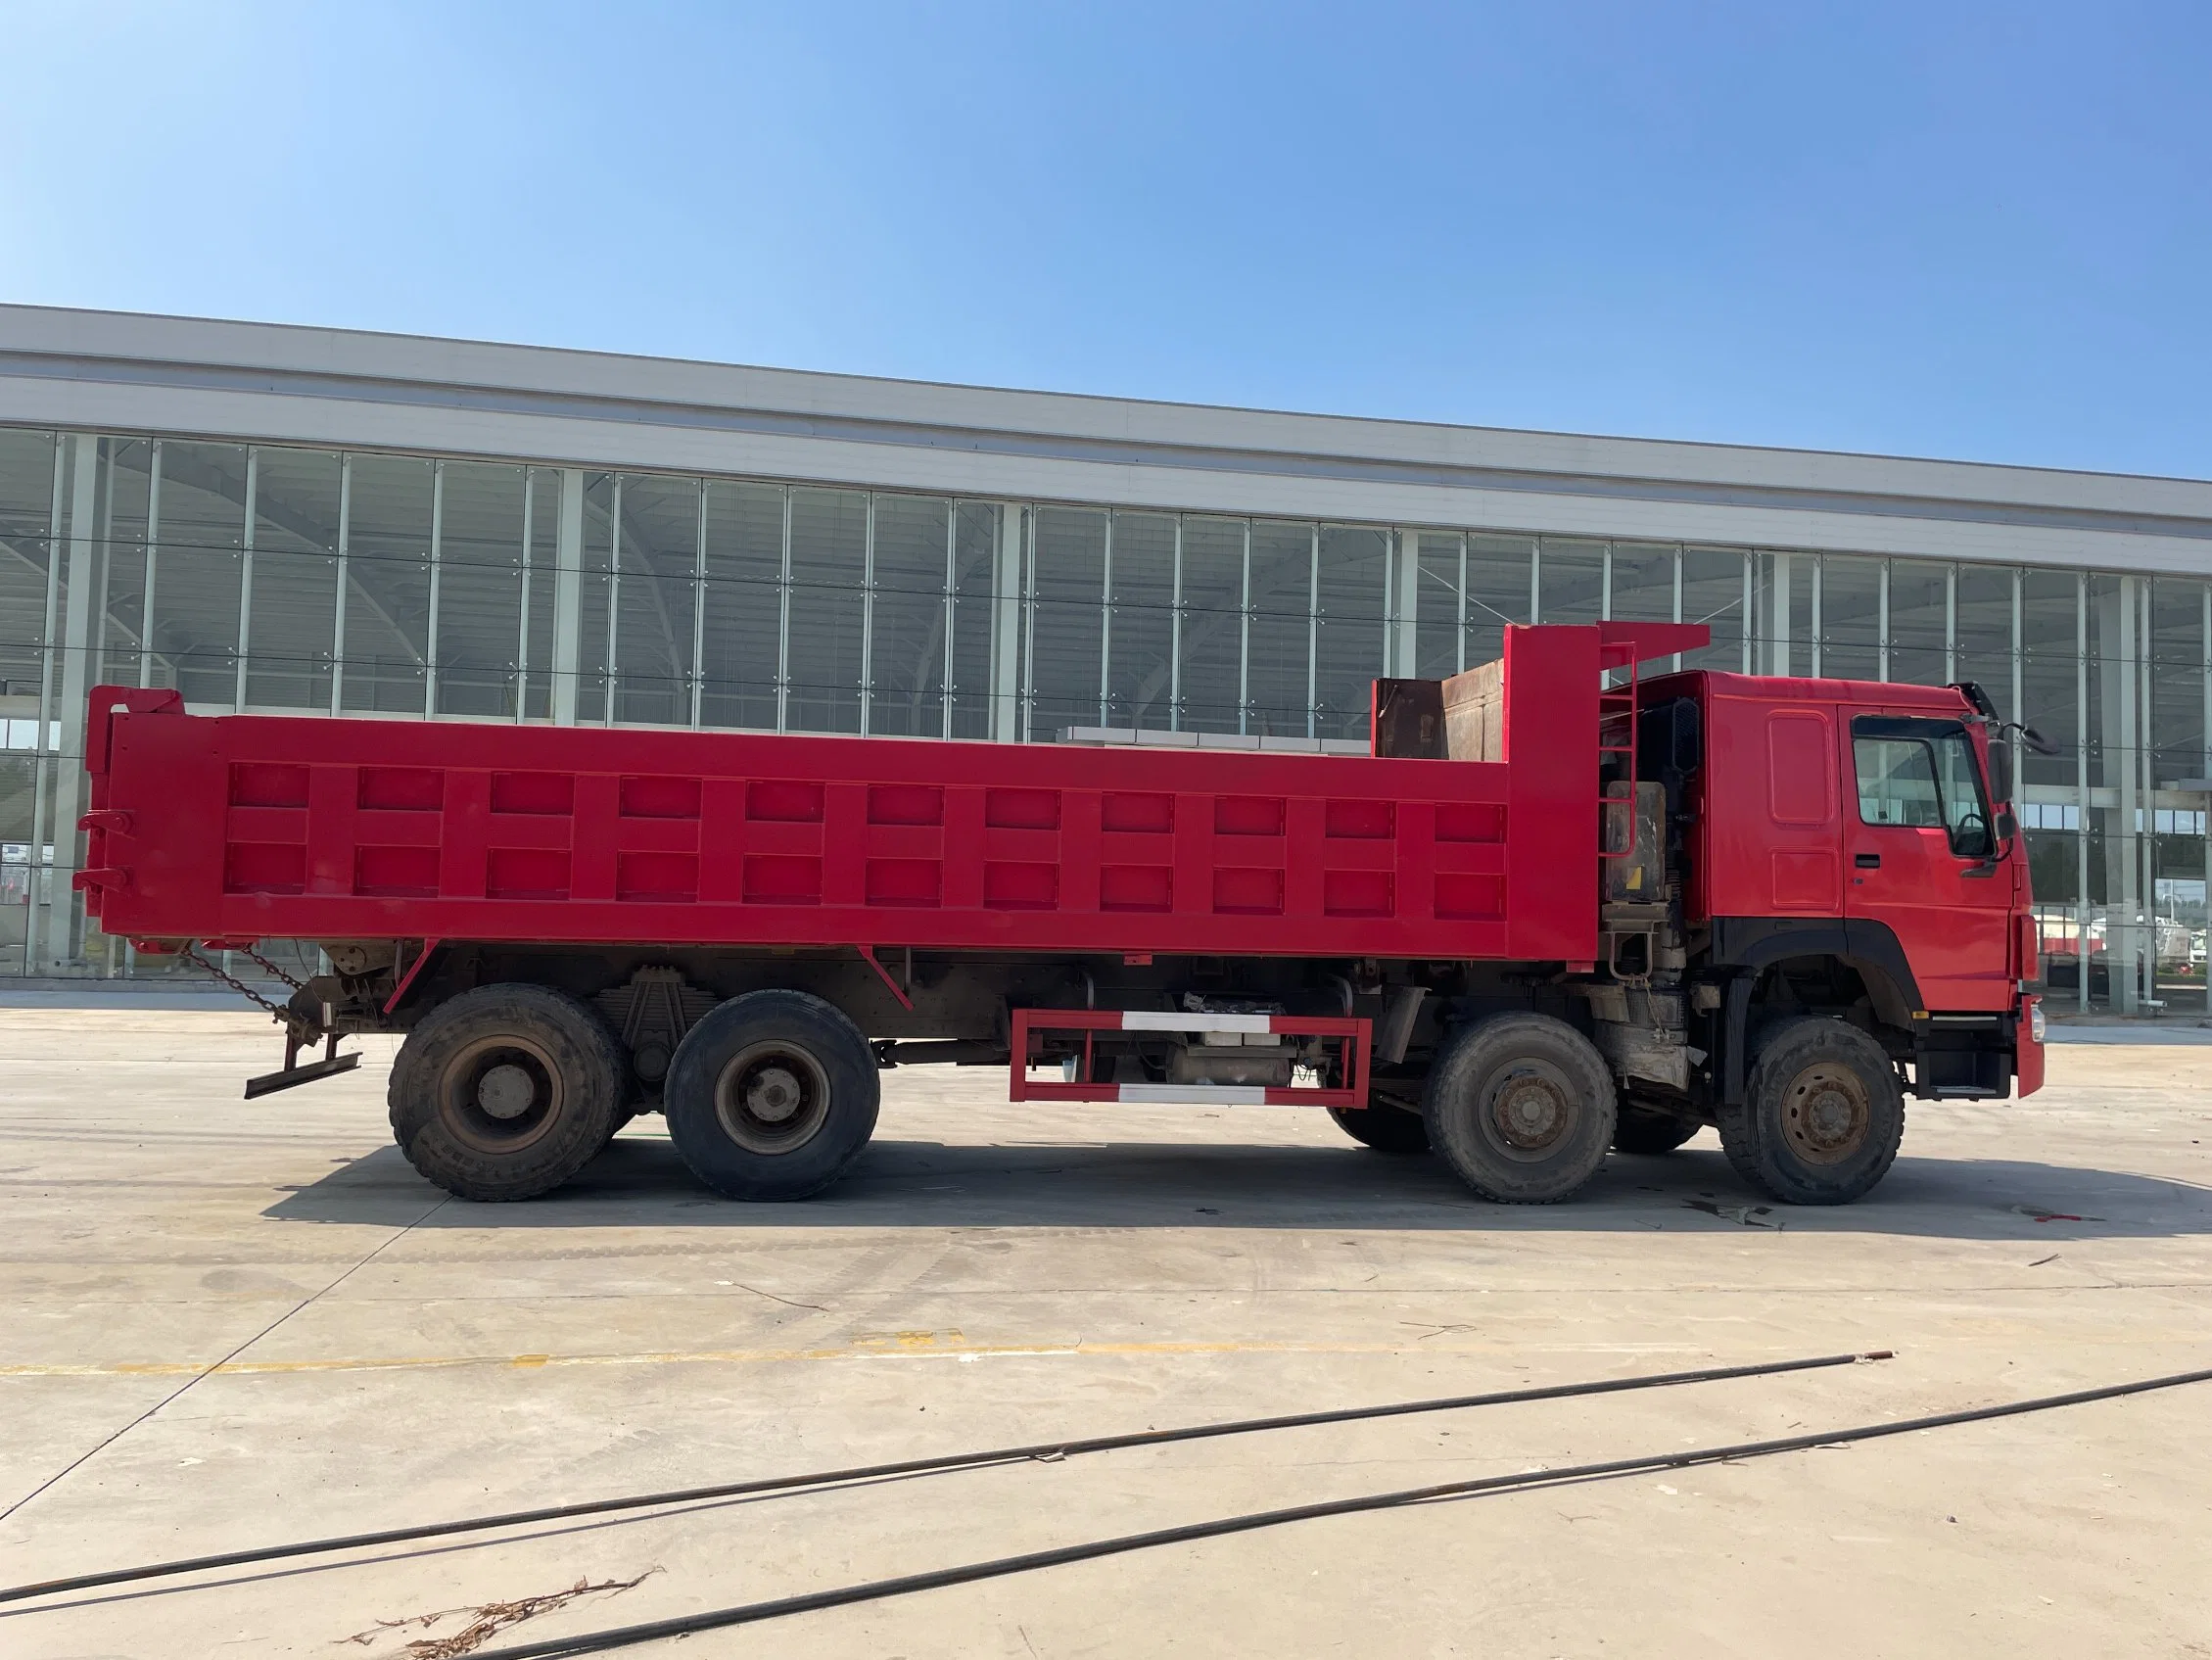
xmin=238 ymin=945 xmax=307 ymax=993
xmin=180 ymin=946 xmax=295 ymax=1023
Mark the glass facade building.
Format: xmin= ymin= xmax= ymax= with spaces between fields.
xmin=4 ymin=308 xmax=2209 ymax=1015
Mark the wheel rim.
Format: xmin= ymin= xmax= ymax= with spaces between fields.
xmin=1479 ymin=1058 xmax=1580 ymax=1162
xmin=1779 ymin=1061 xmax=1871 ymax=1164
xmin=714 ymin=1040 xmax=832 ymax=1155
xmin=438 ymin=1034 xmax=563 ymax=1155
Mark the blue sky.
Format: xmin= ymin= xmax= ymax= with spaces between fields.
xmin=4 ymin=2 xmax=2208 ymax=476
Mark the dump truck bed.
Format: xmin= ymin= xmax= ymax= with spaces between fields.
xmin=80 ymin=625 xmax=1624 ymax=964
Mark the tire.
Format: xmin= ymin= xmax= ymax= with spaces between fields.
xmin=662 ymin=990 xmax=880 ymax=1200
xmin=1327 ymin=1103 xmax=1432 ymax=1155
xmin=388 ymin=983 xmax=626 ymax=1202
xmin=1422 ymin=1013 xmax=1616 ymax=1204
xmin=1613 ymin=1103 xmax=1702 ymax=1155
xmin=1717 ymin=1017 xmax=1905 ymax=1205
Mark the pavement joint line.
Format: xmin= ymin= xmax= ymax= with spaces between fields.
xmin=0 ymin=1193 xmax=451 ymax=1523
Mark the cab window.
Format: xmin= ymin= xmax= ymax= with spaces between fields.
xmin=1852 ymin=717 xmax=1992 ymax=857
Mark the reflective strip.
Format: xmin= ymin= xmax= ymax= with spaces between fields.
xmin=1116 ymin=1084 xmax=1272 ymax=1105
xmin=1118 ymin=1011 xmax=1277 ymax=1033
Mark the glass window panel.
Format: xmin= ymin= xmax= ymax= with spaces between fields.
xmin=785 ymin=488 xmax=868 ymax=734
xmin=2084 ymin=573 xmax=2130 ymax=792
xmin=2151 ymin=832 xmax=2207 ymax=1016
xmin=868 ymin=493 xmax=950 ymax=738
xmin=95 ymin=439 xmax=155 ymax=689
xmin=520 ymin=470 xmax=558 ymax=722
xmin=1679 ymin=545 xmax=1746 ymax=672
xmin=946 ymin=501 xmax=999 ymax=739
xmin=699 ymin=480 xmax=783 ymax=731
xmin=1177 ymin=516 xmax=1245 ymax=735
xmin=2149 ymin=579 xmax=2204 ymax=786
xmin=1608 ymin=542 xmax=1675 ymax=623
xmin=1887 ymin=559 xmax=1951 ymax=687
xmin=1026 ymin=506 xmax=1106 ymax=739
xmin=576 ymin=473 xmax=616 ymax=722
xmin=0 ymin=753 xmax=31 ymax=842
xmin=1465 ymin=534 xmax=1532 ymax=670
xmin=435 ymin=462 xmax=531 ymax=719
xmin=2020 ymin=568 xmax=2079 ymax=789
xmin=1537 ymin=537 xmax=1604 ymax=627
xmin=339 ymin=453 xmax=433 ymax=713
xmin=242 ymin=448 xmax=341 ymax=710
xmin=1106 ymin=511 xmax=1176 ymax=731
xmin=1752 ymin=551 xmax=1813 ymax=675
xmin=1953 ymin=564 xmax=2014 ymax=707
xmin=0 ymin=429 xmax=57 ymax=707
xmin=2026 ymin=830 xmax=2079 ymax=906
xmin=602 ymin=472 xmax=698 ymax=727
xmin=1314 ymin=525 xmax=1387 ymax=740
xmin=1413 ymin=532 xmax=1464 ymax=679
xmin=1246 ymin=521 xmax=1312 ymax=737
xmin=149 ymin=440 xmax=248 ymax=705
xmin=1818 ymin=554 xmax=1882 ymax=682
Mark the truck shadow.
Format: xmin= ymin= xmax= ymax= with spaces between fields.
xmin=263 ymin=1129 xmax=2212 ymax=1241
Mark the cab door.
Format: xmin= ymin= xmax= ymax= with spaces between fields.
xmin=1843 ymin=714 xmax=2014 ymax=1010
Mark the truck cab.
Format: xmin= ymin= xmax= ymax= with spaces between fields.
xmin=1594 ymin=663 xmax=2044 ymax=1197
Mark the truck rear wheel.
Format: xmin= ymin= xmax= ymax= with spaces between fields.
xmin=1422 ymin=1013 xmax=1616 ymax=1204
xmin=1718 ymin=1017 xmax=1905 ymax=1205
xmin=662 ymin=990 xmax=880 ymax=1200
xmin=388 ymin=983 xmax=625 ymax=1202
xmin=1327 ymin=1103 xmax=1432 ymax=1155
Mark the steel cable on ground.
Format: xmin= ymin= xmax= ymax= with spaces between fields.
xmin=0 ymin=1350 xmax=1886 ymax=1605
xmin=476 ymin=1362 xmax=2212 ymax=1660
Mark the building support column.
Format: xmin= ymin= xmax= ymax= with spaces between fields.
xmin=1304 ymin=525 xmax=1319 ymax=739
xmin=1098 ymin=511 xmax=1114 ymax=729
xmin=551 ymin=468 xmax=584 ymax=726
xmin=330 ymin=455 xmax=353 ymax=715
xmin=1168 ymin=516 xmax=1184 ymax=732
xmin=515 ymin=468 xmax=535 ymax=723
xmin=234 ymin=448 xmax=258 ymax=711
xmin=1393 ymin=530 xmax=1419 ymax=679
xmin=1237 ymin=521 xmax=1251 ymax=735
xmin=24 ymin=439 xmax=65 ymax=974
xmin=690 ymin=482 xmax=708 ymax=732
xmin=46 ymin=434 xmax=101 ymax=970
xmin=1456 ymin=535 xmax=1470 ymax=675
xmin=990 ymin=503 xmax=1022 ymax=741
xmin=2100 ymin=577 xmax=2141 ymax=1013
xmin=138 ymin=442 xmax=163 ymax=690
xmin=2075 ymin=573 xmax=2091 ymax=1011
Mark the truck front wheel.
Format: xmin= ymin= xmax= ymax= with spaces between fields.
xmin=388 ymin=983 xmax=625 ymax=1202
xmin=663 ymin=990 xmax=880 ymax=1200
xmin=1423 ymin=1014 xmax=1616 ymax=1204
xmin=1718 ymin=1017 xmax=1905 ymax=1205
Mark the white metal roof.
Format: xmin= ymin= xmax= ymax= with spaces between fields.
xmin=3 ymin=303 xmax=2208 ymax=575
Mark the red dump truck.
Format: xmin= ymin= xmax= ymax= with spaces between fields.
xmin=75 ymin=620 xmax=2044 ymax=1209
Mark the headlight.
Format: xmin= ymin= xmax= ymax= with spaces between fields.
xmin=2029 ymin=1001 xmax=2047 ymax=1044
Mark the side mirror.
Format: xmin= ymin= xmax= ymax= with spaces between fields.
xmin=1995 ymin=807 xmax=2019 ymax=844
xmin=1987 ymin=740 xmax=2013 ymax=808
xmin=2017 ymin=723 xmax=2059 ymax=757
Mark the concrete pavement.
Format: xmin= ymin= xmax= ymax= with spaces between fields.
xmin=1 ymin=1009 xmax=2207 ymax=1658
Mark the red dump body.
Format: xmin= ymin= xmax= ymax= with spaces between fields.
xmin=78 ymin=623 xmax=1700 ymax=965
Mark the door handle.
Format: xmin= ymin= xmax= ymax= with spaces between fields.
xmin=1855 ymin=852 xmax=1881 ymax=869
